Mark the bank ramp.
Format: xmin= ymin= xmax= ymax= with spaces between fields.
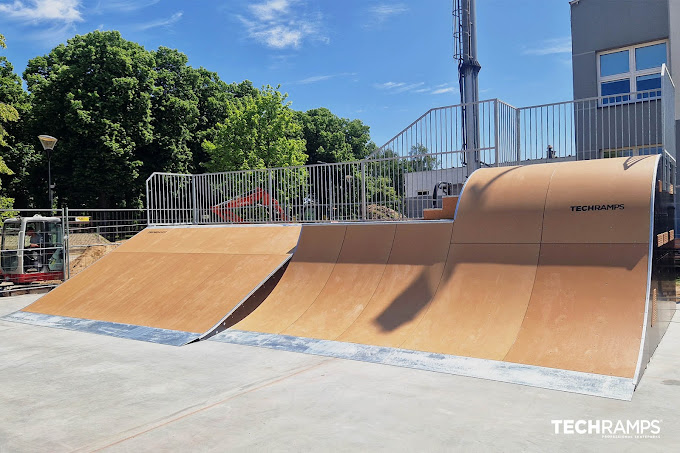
xmin=211 ymin=156 xmax=675 ymax=399
xmin=4 ymin=226 xmax=301 ymax=345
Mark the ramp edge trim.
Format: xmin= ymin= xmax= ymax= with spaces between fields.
xmin=209 ymin=330 xmax=635 ymax=401
xmin=198 ymin=255 xmax=294 ymax=341
xmin=2 ymin=311 xmax=197 ymax=346
xmin=633 ymin=154 xmax=661 ymax=385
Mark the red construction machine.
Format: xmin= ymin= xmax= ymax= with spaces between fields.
xmin=211 ymin=188 xmax=287 ymax=223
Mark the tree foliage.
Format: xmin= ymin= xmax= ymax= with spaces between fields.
xmin=203 ymin=85 xmax=307 ymax=171
xmin=0 ymin=30 xmax=380 ymax=210
xmin=25 ymin=31 xmax=156 ymax=208
xmin=297 ymin=107 xmax=376 ymax=164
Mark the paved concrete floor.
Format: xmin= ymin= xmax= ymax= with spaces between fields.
xmin=1 ymin=294 xmax=679 ymax=452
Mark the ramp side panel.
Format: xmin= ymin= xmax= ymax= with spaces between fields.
xmin=452 ymin=163 xmax=555 ymax=244
xmin=337 ymin=222 xmax=453 ymax=347
xmin=504 ymin=244 xmax=649 ymax=378
xmin=282 ymin=224 xmax=396 ymax=340
xmin=541 ymin=156 xmax=656 ymax=244
xmin=115 ymin=226 xmax=301 ymax=255
xmin=401 ymin=243 xmax=540 ymax=359
xmin=231 ymin=225 xmax=347 ymax=334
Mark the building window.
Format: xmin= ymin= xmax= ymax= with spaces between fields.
xmin=601 ymin=145 xmax=662 ymax=159
xmin=597 ymin=41 xmax=667 ymax=105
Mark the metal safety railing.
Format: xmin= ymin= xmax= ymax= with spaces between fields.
xmin=0 ymin=208 xmax=147 ymax=290
xmin=148 ymin=65 xmax=676 ymax=226
xmin=147 ymin=150 xmax=470 ymax=225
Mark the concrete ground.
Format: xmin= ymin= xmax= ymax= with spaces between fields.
xmin=1 ymin=295 xmax=679 ymax=452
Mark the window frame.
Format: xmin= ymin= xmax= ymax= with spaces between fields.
xmin=596 ymin=40 xmax=668 ymax=105
xmin=600 ymin=145 xmax=663 ymax=159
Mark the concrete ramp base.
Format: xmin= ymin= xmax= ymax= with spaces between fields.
xmin=4 ymin=311 xmax=197 ymax=346
xmin=210 ymin=330 xmax=636 ymax=401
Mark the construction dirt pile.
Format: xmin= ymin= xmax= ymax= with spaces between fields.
xmin=69 ymin=245 xmax=119 ymax=276
xmin=366 ymin=204 xmax=405 ymax=220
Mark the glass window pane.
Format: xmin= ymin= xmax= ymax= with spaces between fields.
xmin=635 ymin=43 xmax=666 ymax=70
xmin=638 ymin=146 xmax=662 ymax=156
xmin=600 ymin=50 xmax=629 ymax=76
xmin=636 ymin=74 xmax=661 ymax=91
xmin=601 ymin=79 xmax=630 ymax=96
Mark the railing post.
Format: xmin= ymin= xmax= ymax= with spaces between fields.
xmin=191 ymin=175 xmax=199 ymax=224
xmin=145 ymin=176 xmax=151 ymax=226
xmin=361 ymin=161 xmax=367 ymax=221
xmin=63 ymin=206 xmax=70 ymax=281
xmin=516 ymin=108 xmax=522 ymax=165
xmin=268 ymin=169 xmax=274 ymax=222
xmin=494 ymin=99 xmax=500 ymax=166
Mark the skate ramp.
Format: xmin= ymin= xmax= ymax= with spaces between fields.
xmin=5 ymin=226 xmax=301 ymax=345
xmin=213 ymin=156 xmax=674 ymax=399
xmin=229 ymin=222 xmax=454 ymax=347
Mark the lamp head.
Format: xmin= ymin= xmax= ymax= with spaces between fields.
xmin=38 ymin=135 xmax=58 ymax=151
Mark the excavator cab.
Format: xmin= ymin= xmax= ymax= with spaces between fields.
xmin=1 ymin=216 xmax=65 ymax=283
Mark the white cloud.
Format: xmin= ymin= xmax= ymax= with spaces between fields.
xmin=136 ymin=11 xmax=183 ymax=31
xmin=431 ymin=87 xmax=456 ymax=95
xmin=366 ymin=3 xmax=408 ymax=26
xmin=522 ymin=37 xmax=572 ymax=56
xmin=0 ymin=0 xmax=83 ymax=22
xmin=93 ymin=0 xmax=160 ymax=13
xmin=292 ymin=72 xmax=357 ymax=84
xmin=376 ymin=81 xmax=456 ymax=96
xmin=238 ymin=0 xmax=327 ymax=49
xmin=376 ymin=81 xmax=406 ymax=90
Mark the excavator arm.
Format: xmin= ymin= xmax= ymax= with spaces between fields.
xmin=211 ymin=188 xmax=287 ymax=223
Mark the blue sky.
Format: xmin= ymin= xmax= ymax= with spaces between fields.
xmin=0 ymin=0 xmax=574 ymax=146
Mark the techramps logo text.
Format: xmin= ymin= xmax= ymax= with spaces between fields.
xmin=551 ymin=419 xmax=662 ymax=439
xmin=570 ymin=204 xmax=625 ymax=212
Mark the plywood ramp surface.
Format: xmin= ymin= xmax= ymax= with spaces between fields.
xmin=282 ymin=224 xmax=396 ymax=339
xmin=337 ymin=222 xmax=453 ymax=347
xmin=232 ymin=225 xmax=347 ymax=333
xmin=504 ymin=244 xmax=649 ymax=378
xmin=23 ymin=226 xmax=301 ymax=334
xmin=541 ymin=156 xmax=655 ymax=244
xmin=116 ymin=226 xmax=301 ymax=255
xmin=453 ymin=163 xmax=555 ymax=244
xmin=401 ymin=243 xmax=540 ymax=359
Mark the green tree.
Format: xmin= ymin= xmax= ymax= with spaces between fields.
xmin=0 ymin=33 xmax=19 ymax=150
xmin=407 ymin=144 xmax=439 ymax=171
xmin=137 ymin=47 xmax=199 ymax=180
xmin=297 ymin=107 xmax=376 ymax=164
xmin=0 ymin=33 xmax=22 ymax=209
xmin=203 ymin=85 xmax=307 ymax=171
xmin=24 ymin=30 xmax=156 ymax=208
xmin=188 ymin=73 xmax=245 ymax=171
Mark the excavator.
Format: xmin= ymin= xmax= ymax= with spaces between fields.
xmin=211 ymin=188 xmax=287 ymax=223
xmin=0 ymin=215 xmax=65 ymax=283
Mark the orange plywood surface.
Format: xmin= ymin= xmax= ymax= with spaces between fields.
xmin=401 ymin=243 xmax=540 ymax=359
xmin=541 ymin=156 xmax=656 ymax=244
xmin=232 ymin=225 xmax=347 ymax=333
xmin=116 ymin=226 xmax=301 ymax=255
xmin=504 ymin=244 xmax=649 ymax=377
xmin=24 ymin=226 xmax=300 ymax=334
xmin=452 ymin=163 xmax=555 ymax=243
xmin=337 ymin=222 xmax=453 ymax=347
xmin=282 ymin=224 xmax=396 ymax=339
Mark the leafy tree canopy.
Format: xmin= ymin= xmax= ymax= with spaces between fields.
xmin=203 ymin=85 xmax=308 ymax=171
xmin=297 ymin=107 xmax=376 ymax=164
xmin=24 ymin=30 xmax=156 ymax=208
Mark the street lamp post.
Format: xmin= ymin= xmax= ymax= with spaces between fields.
xmin=38 ymin=135 xmax=57 ymax=208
